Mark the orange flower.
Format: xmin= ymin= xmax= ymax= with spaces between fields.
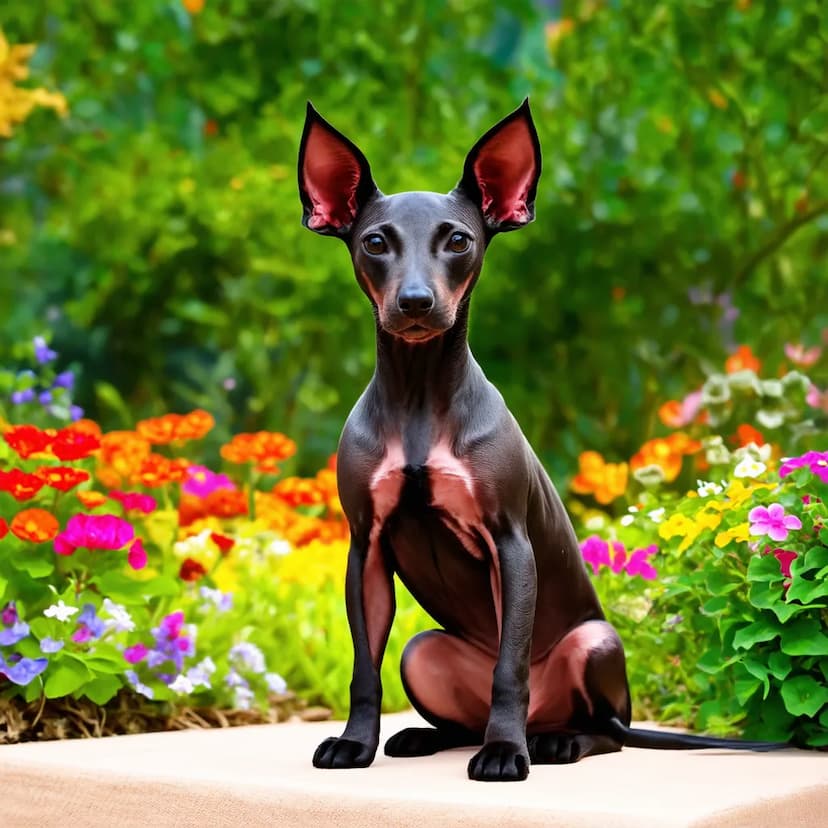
xmin=658 ymin=400 xmax=684 ymax=428
xmin=182 ymin=0 xmax=205 ymax=14
xmin=273 ymin=476 xmax=325 ymax=508
xmin=98 ymin=430 xmax=153 ymax=487
xmin=179 ymin=489 xmax=248 ymax=527
xmin=77 ymin=490 xmax=108 ymax=509
xmin=220 ymin=431 xmax=297 ymax=473
xmin=35 ymin=465 xmax=90 ymax=493
xmin=570 ymin=451 xmax=629 ymax=504
xmin=735 ymin=423 xmax=765 ymax=447
xmin=136 ymin=410 xmax=214 ymax=444
xmin=129 ymin=454 xmax=190 ymax=488
xmin=69 ymin=419 xmax=103 ymax=439
xmin=630 ymin=437 xmax=689 ymax=484
xmin=725 ymin=345 xmax=761 ymax=375
xmin=10 ymin=508 xmax=59 ymax=543
xmin=665 ymin=432 xmax=702 ymax=455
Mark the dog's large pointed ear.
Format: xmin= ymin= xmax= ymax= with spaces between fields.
xmin=298 ymin=102 xmax=378 ymax=237
xmin=455 ymin=99 xmax=542 ymax=233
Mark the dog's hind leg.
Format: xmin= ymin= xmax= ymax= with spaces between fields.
xmin=527 ymin=620 xmax=631 ymax=764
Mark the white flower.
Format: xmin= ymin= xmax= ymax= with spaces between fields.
xmin=265 ymin=672 xmax=287 ymax=694
xmin=620 ymin=514 xmax=635 ymax=526
xmin=648 ymin=508 xmax=666 ymax=524
xmin=173 ymin=529 xmax=213 ymax=559
xmin=168 ymin=674 xmax=194 ymax=695
xmin=102 ymin=598 xmax=135 ymax=633
xmin=584 ymin=515 xmax=606 ymax=531
xmin=44 ymin=600 xmax=79 ymax=622
xmin=696 ymin=479 xmax=724 ymax=498
xmin=734 ymin=457 xmax=767 ymax=479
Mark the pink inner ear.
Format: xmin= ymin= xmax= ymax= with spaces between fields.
xmin=302 ymin=122 xmax=362 ymax=230
xmin=473 ymin=118 xmax=536 ymax=225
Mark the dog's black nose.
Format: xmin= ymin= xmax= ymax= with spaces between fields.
xmin=397 ymin=287 xmax=435 ymax=318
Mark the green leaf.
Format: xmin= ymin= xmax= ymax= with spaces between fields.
xmin=785 ymin=576 xmax=827 ymax=604
xmin=780 ymin=618 xmax=828 ymax=656
xmin=8 ymin=546 xmax=54 ymax=579
xmin=768 ymin=651 xmax=792 ymax=681
xmin=806 ymin=731 xmax=828 ymax=747
xmin=733 ymin=618 xmax=782 ymax=650
xmin=780 ymin=675 xmax=828 ymax=717
xmin=83 ymin=675 xmax=122 ymax=705
xmin=735 ymin=675 xmax=761 ymax=706
xmin=702 ymin=595 xmax=729 ymax=615
xmin=44 ymin=660 xmax=92 ymax=699
xmin=741 ymin=657 xmax=771 ymax=699
xmin=747 ymin=554 xmax=785 ymax=583
xmin=803 ymin=545 xmax=828 ymax=571
xmin=705 ymin=570 xmax=741 ymax=596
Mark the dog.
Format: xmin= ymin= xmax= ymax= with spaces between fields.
xmin=297 ymin=100 xmax=786 ymax=781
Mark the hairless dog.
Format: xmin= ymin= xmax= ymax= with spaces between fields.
xmin=297 ymin=100 xmax=786 ymax=781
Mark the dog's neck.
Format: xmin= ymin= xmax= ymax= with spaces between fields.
xmin=372 ymin=299 xmax=473 ymax=419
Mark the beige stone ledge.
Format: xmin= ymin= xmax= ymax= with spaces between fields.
xmin=0 ymin=710 xmax=825 ymax=827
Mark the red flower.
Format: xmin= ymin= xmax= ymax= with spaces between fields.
xmin=35 ymin=466 xmax=90 ymax=493
xmin=0 ymin=469 xmax=46 ymax=501
xmin=3 ymin=425 xmax=53 ymax=458
xmin=209 ymin=532 xmax=235 ymax=555
xmin=51 ymin=427 xmax=100 ymax=461
xmin=772 ymin=548 xmax=797 ymax=579
xmin=179 ymin=557 xmax=207 ymax=581
xmin=0 ymin=518 xmax=8 ymax=539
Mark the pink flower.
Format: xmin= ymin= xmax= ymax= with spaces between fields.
xmin=127 ymin=539 xmax=147 ymax=570
xmin=580 ymin=536 xmax=610 ymax=574
xmin=124 ymin=643 xmax=148 ymax=664
xmin=748 ymin=503 xmax=802 ymax=543
xmin=625 ymin=544 xmax=659 ymax=580
xmin=806 ymin=385 xmax=828 ymax=413
xmin=784 ymin=342 xmax=822 ymax=367
xmin=771 ymin=548 xmax=798 ymax=579
xmin=779 ymin=451 xmax=828 ymax=484
xmin=182 ymin=465 xmax=236 ymax=498
xmin=109 ymin=490 xmax=157 ymax=514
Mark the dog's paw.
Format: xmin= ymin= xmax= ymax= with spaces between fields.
xmin=527 ymin=732 xmax=584 ymax=764
xmin=467 ymin=740 xmax=529 ymax=782
xmin=312 ymin=736 xmax=377 ymax=769
xmin=384 ymin=726 xmax=479 ymax=757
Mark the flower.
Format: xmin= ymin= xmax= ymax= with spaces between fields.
xmin=647 ymin=507 xmax=666 ymax=523
xmin=631 ymin=433 xmax=700 ymax=484
xmin=50 ymin=426 xmax=100 ymax=461
xmin=129 ymin=453 xmax=190 ymax=488
xmin=273 ymin=476 xmax=326 ymax=507
xmin=71 ymin=604 xmax=105 ymax=643
xmin=136 ymin=410 xmax=215 ymax=444
xmin=168 ymin=674 xmax=194 ymax=694
xmin=39 ymin=637 xmax=64 ymax=654
xmin=570 ymin=451 xmax=629 ymax=504
xmin=784 ymin=342 xmax=821 ymax=367
xmin=127 ymin=539 xmax=148 ymax=570
xmin=199 ymin=586 xmax=233 ymax=613
xmin=725 ymin=344 xmax=761 ymax=374
xmin=657 ymin=391 xmax=703 ymax=428
xmin=124 ymin=669 xmax=154 ymax=699
xmin=54 ymin=513 xmax=135 ymax=556
xmin=33 ymin=336 xmax=57 ymax=364
xmin=625 ymin=545 xmax=659 ymax=580
xmin=102 ymin=598 xmax=135 ymax=633
xmin=579 ymin=535 xmax=610 ymax=574
xmin=220 ymin=430 xmax=297 ymax=473
xmin=10 ymin=508 xmax=60 ymax=543
xmin=0 ymin=621 xmax=30 ymax=646
xmin=124 ymin=643 xmax=149 ymax=664
xmin=696 ymin=479 xmax=725 ymax=497
xmin=734 ymin=424 xmax=765 ymax=447
xmin=182 ymin=465 xmax=236 ymax=498
xmin=779 ymin=450 xmax=828 ymax=484
xmin=807 ymin=385 xmax=828 ymax=413
xmin=0 ymin=654 xmax=48 ymax=686
xmin=44 ymin=600 xmax=79 ymax=622
xmin=265 ymin=673 xmax=288 ymax=694
xmin=179 ymin=558 xmax=208 ymax=581
xmin=230 ymin=642 xmax=266 ymax=674
xmin=76 ymin=490 xmax=108 ymax=509
xmin=53 ymin=370 xmax=74 ymax=389
xmin=1 ymin=603 xmax=17 ymax=626
xmin=771 ymin=548 xmax=798 ymax=579
xmin=2 ymin=425 xmax=53 ymax=458
xmin=0 ymin=518 xmax=7 ymax=539
xmin=0 ymin=468 xmax=46 ymax=501
xmin=748 ymin=503 xmax=802 ymax=543
xmin=108 ymin=489 xmax=157 ymax=514
xmin=186 ymin=656 xmax=216 ymax=689
xmin=34 ymin=465 xmax=90 ymax=492
xmin=733 ymin=457 xmax=766 ymax=479
xmin=209 ymin=532 xmax=235 ymax=555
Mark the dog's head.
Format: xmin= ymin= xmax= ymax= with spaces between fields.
xmin=298 ymin=101 xmax=541 ymax=343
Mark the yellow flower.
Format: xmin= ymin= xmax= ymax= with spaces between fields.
xmin=659 ymin=513 xmax=695 ymax=540
xmin=715 ymin=522 xmax=750 ymax=548
xmin=659 ymin=508 xmax=723 ymax=552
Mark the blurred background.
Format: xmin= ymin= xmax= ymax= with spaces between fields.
xmin=2 ymin=0 xmax=827 ymax=481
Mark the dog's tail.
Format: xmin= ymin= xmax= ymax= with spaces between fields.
xmin=606 ymin=716 xmax=790 ymax=752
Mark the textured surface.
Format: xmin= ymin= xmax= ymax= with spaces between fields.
xmin=0 ymin=711 xmax=826 ymax=828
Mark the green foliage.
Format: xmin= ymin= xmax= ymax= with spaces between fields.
xmin=1 ymin=1 xmax=827 ymax=478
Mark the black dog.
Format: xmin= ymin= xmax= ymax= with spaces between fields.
xmin=298 ymin=101 xmax=784 ymax=781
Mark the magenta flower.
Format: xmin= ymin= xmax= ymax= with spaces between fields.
xmin=771 ymin=548 xmax=798 ymax=579
xmin=625 ymin=545 xmax=659 ymax=580
xmin=779 ymin=450 xmax=828 ymax=484
xmin=124 ymin=643 xmax=149 ymax=664
xmin=748 ymin=503 xmax=802 ymax=543
xmin=580 ymin=536 xmax=610 ymax=574
xmin=109 ymin=490 xmax=157 ymax=514
xmin=182 ymin=465 xmax=236 ymax=498
xmin=127 ymin=539 xmax=147 ymax=570
xmin=54 ymin=513 xmax=135 ymax=555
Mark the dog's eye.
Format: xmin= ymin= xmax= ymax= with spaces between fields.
xmin=447 ymin=232 xmax=470 ymax=253
xmin=363 ymin=234 xmax=387 ymax=255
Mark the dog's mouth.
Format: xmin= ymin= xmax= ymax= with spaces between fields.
xmin=396 ymin=323 xmax=441 ymax=344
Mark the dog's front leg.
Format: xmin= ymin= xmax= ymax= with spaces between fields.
xmin=313 ymin=530 xmax=395 ymax=768
xmin=468 ymin=527 xmax=536 ymax=781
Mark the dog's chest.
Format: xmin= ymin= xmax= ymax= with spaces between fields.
xmin=369 ymin=439 xmax=490 ymax=561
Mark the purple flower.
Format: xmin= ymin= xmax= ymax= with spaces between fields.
xmin=69 ymin=405 xmax=84 ymax=421
xmin=10 ymin=388 xmax=35 ymax=405
xmin=625 ymin=545 xmax=659 ymax=581
xmin=39 ymin=637 xmax=64 ymax=654
xmin=779 ymin=451 xmax=828 ymax=484
xmin=0 ymin=654 xmax=48 ymax=686
xmin=749 ymin=503 xmax=802 ymax=543
xmin=0 ymin=621 xmax=30 ymax=646
xmin=182 ymin=465 xmax=237 ymax=498
xmin=229 ymin=642 xmax=266 ymax=674
xmin=199 ymin=586 xmax=233 ymax=613
xmin=265 ymin=672 xmax=287 ymax=694
xmin=186 ymin=657 xmax=216 ymax=689
xmin=580 ymin=535 xmax=610 ymax=575
xmin=225 ymin=669 xmax=248 ymax=689
xmin=38 ymin=391 xmax=53 ymax=405
xmin=33 ymin=336 xmax=58 ymax=364
xmin=71 ymin=604 xmax=105 ymax=643
xmin=124 ymin=670 xmax=154 ymax=700
xmin=53 ymin=371 xmax=74 ymax=389
xmin=156 ymin=611 xmax=185 ymax=641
